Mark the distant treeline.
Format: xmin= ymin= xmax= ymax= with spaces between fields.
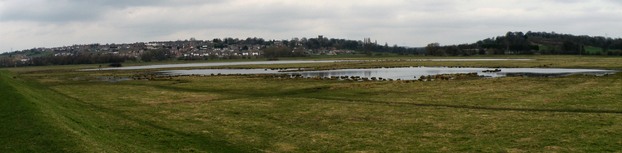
xmin=2 ymin=32 xmax=621 ymax=67
xmin=211 ymin=37 xmax=421 ymax=55
xmin=0 ymin=53 xmax=133 ymax=67
xmin=0 ymin=36 xmax=420 ymax=67
xmin=426 ymin=31 xmax=622 ymax=56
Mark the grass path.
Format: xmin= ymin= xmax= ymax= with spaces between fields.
xmin=0 ymin=70 xmax=81 ymax=152
xmin=0 ymin=70 xmax=252 ymax=152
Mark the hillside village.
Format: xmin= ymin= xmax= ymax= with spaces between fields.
xmin=5 ymin=36 xmax=357 ymax=60
xmin=1 ymin=36 xmax=380 ymax=67
xmin=2 ymin=32 xmax=621 ymax=67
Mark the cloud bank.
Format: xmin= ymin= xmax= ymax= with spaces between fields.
xmin=1 ymin=0 xmax=621 ymax=52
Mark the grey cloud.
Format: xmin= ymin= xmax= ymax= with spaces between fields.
xmin=0 ymin=1 xmax=103 ymax=22
xmin=0 ymin=0 xmax=225 ymax=22
xmin=2 ymin=0 xmax=622 ymax=52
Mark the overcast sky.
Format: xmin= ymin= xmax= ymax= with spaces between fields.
xmin=1 ymin=0 xmax=621 ymax=52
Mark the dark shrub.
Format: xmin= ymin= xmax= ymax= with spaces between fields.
xmin=108 ymin=63 xmax=122 ymax=67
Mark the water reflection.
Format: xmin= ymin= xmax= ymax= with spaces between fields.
xmin=160 ymin=67 xmax=617 ymax=80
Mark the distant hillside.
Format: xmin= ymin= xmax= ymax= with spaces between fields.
xmin=0 ymin=36 xmax=420 ymax=67
xmin=427 ymin=31 xmax=622 ymax=56
xmin=2 ymin=32 xmax=621 ymax=67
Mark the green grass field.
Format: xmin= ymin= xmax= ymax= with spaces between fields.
xmin=2 ymin=55 xmax=622 ymax=152
xmin=584 ymin=46 xmax=622 ymax=55
xmin=585 ymin=46 xmax=604 ymax=55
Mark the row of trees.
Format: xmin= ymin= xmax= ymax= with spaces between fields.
xmin=262 ymin=47 xmax=306 ymax=59
xmin=140 ymin=49 xmax=175 ymax=62
xmin=0 ymin=53 xmax=133 ymax=67
xmin=210 ymin=36 xmax=421 ymax=55
xmin=286 ymin=37 xmax=420 ymax=55
xmin=427 ymin=31 xmax=622 ymax=56
xmin=0 ymin=57 xmax=15 ymax=67
xmin=4 ymin=32 xmax=620 ymax=67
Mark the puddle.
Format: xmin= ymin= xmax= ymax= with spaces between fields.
xmin=96 ymin=76 xmax=132 ymax=82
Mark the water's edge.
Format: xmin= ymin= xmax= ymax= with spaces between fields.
xmin=83 ymin=59 xmax=533 ymax=71
xmin=159 ymin=67 xmax=617 ymax=80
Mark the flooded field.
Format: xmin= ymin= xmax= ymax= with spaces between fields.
xmin=87 ymin=59 xmax=533 ymax=70
xmin=160 ymin=67 xmax=617 ymax=80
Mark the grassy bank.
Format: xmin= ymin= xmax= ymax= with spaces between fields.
xmin=2 ymin=55 xmax=622 ymax=152
xmin=0 ymin=70 xmax=251 ymax=152
xmin=0 ymin=70 xmax=81 ymax=152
